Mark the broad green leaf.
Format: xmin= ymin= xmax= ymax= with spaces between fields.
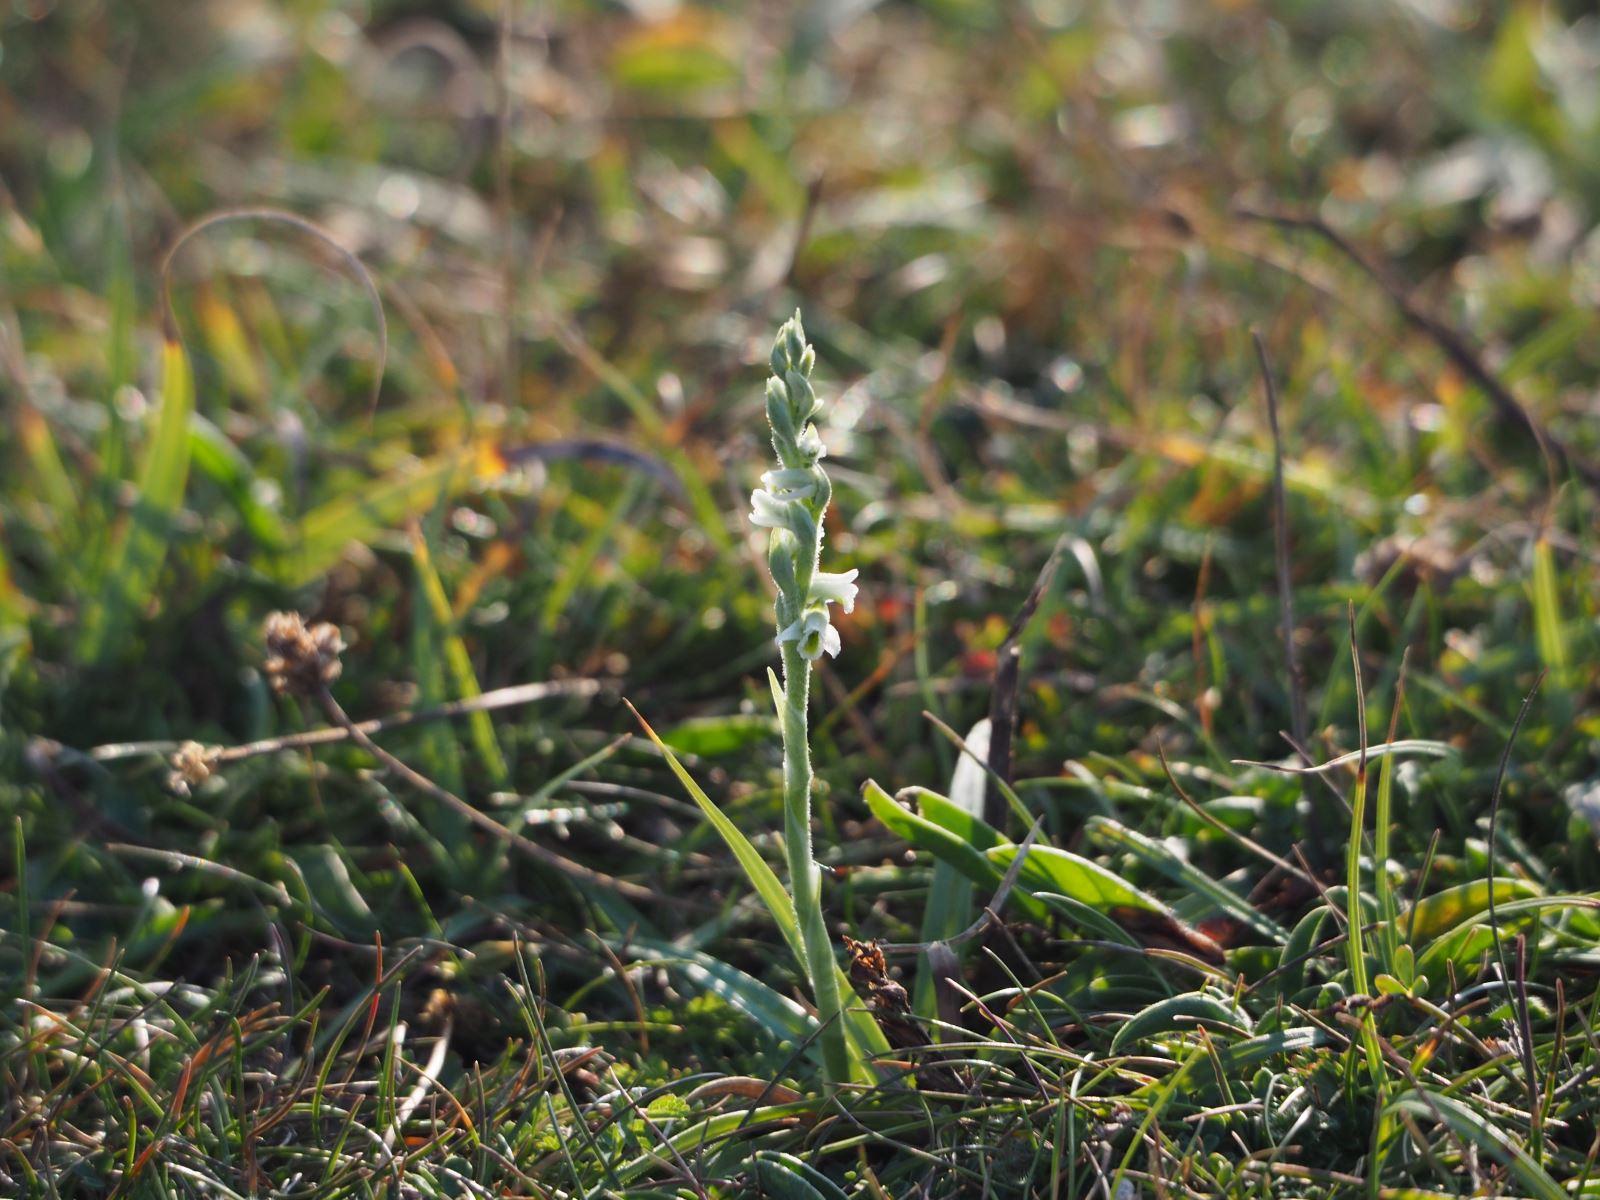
xmin=1085 ymin=816 xmax=1290 ymax=943
xmin=915 ymin=721 xmax=988 ymax=1018
xmin=622 ymin=934 xmax=811 ymax=1045
xmin=1402 ymin=878 xmax=1543 ymax=942
xmin=863 ymin=780 xmax=1045 ymax=919
xmin=1409 ymin=895 xmax=1597 ymax=980
xmin=988 ymin=842 xmax=1164 ymax=915
xmin=912 ymin=786 xmax=1010 ymax=853
xmin=286 ymin=844 xmax=376 ymax=936
xmin=751 ymin=1152 xmax=851 ymax=1200
xmin=1110 ymin=991 xmax=1253 ymax=1054
xmin=1278 ymin=906 xmax=1333 ymax=999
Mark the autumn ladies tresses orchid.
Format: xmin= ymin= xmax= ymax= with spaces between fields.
xmin=752 ymin=310 xmax=855 ymax=1087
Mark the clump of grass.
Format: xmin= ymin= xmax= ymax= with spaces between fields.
xmin=6 ymin=2 xmax=1600 ymax=1196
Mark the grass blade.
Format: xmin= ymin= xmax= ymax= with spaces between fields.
xmin=630 ymin=702 xmax=888 ymax=1082
xmin=79 ymin=336 xmax=195 ymax=663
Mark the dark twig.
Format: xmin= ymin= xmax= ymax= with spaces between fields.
xmin=1253 ymin=329 xmax=1324 ymax=876
xmin=984 ymin=536 xmax=1068 ymax=831
xmin=1157 ymin=742 xmax=1314 ymax=889
xmin=1486 ymin=672 xmax=1546 ymax=1162
xmin=1252 ymin=333 xmax=1308 ymax=759
xmin=878 ymin=818 xmax=1045 ymax=956
xmin=1236 ymin=205 xmax=1597 ymax=490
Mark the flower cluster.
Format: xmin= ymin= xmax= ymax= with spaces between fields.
xmin=749 ymin=311 xmax=857 ymax=660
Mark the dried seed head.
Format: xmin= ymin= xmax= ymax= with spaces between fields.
xmin=263 ymin=611 xmax=344 ymax=697
xmin=166 ymin=741 xmax=215 ymax=797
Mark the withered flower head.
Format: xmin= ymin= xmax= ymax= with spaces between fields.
xmin=263 ymin=611 xmax=344 ymax=697
xmin=166 ymin=740 xmax=215 ymax=797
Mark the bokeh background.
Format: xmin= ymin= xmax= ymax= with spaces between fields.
xmin=4 ymin=1 xmax=1600 ymax=1192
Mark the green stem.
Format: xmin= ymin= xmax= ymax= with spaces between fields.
xmin=1346 ymin=764 xmax=1387 ymax=1102
xmin=780 ymin=640 xmax=850 ymax=1089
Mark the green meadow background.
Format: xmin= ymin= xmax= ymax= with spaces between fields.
xmin=3 ymin=1 xmax=1600 ymax=1195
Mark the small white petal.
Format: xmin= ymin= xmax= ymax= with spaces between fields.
xmin=749 ymin=489 xmax=794 ymax=529
xmin=796 ymin=426 xmax=827 ymax=460
xmin=776 ymin=607 xmax=839 ymax=660
xmin=818 ymin=622 xmax=842 ymax=658
xmin=760 ymin=468 xmax=817 ymax=499
xmin=808 ymin=568 xmax=859 ymax=614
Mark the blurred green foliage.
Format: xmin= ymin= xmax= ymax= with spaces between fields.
xmin=3 ymin=0 xmax=1600 ymax=1194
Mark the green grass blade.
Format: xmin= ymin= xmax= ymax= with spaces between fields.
xmin=1532 ymin=537 xmax=1568 ymax=688
xmin=631 ymin=702 xmax=888 ymax=1081
xmin=78 ymin=336 xmax=195 ymax=663
xmin=409 ymin=524 xmax=509 ymax=787
xmin=1109 ymin=991 xmax=1253 ymax=1054
xmin=987 ymin=842 xmax=1167 ymax=915
xmin=751 ymin=1151 xmax=851 ymax=1200
xmin=185 ymin=415 xmax=290 ymax=550
xmin=1387 ymin=1090 xmax=1565 ymax=1200
xmin=1402 ymin=878 xmax=1543 ymax=942
xmin=863 ymin=779 xmax=1045 ymax=919
xmin=622 ymin=935 xmax=813 ymax=1045
xmin=914 ymin=720 xmax=986 ymax=1019
xmin=1084 ymin=815 xmax=1291 ymax=943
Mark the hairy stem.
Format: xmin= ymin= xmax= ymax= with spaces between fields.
xmin=780 ymin=641 xmax=850 ymax=1088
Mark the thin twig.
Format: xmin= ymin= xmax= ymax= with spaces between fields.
xmin=315 ymin=685 xmax=680 ymax=910
xmin=1249 ymin=326 xmax=1319 ymax=904
xmin=1156 ymin=742 xmax=1314 ymax=890
xmin=879 ymin=818 xmax=1045 ymax=956
xmin=83 ymin=678 xmax=604 ymax=764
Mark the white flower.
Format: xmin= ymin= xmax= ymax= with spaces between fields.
xmin=777 ymin=606 xmax=841 ymax=660
xmin=751 ymin=487 xmax=817 ymax=544
xmin=807 ymin=568 xmax=859 ymax=614
xmin=760 ymin=468 xmax=817 ymax=500
xmin=750 ymin=488 xmax=799 ymax=529
xmin=796 ymin=425 xmax=827 ymax=461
